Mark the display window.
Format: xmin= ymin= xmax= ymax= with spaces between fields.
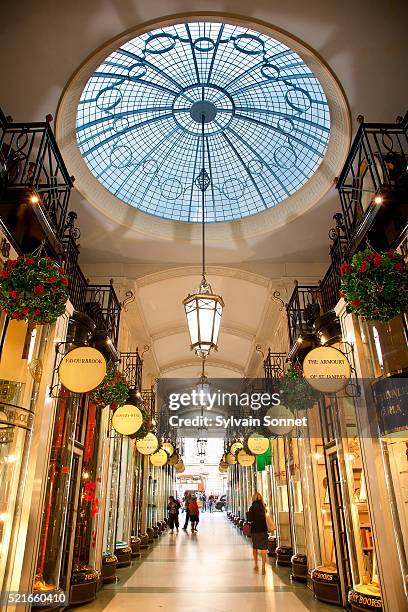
xmin=0 ymin=316 xmax=49 ymax=596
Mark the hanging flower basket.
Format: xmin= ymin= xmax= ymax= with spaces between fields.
xmin=0 ymin=255 xmax=68 ymax=325
xmin=91 ymin=370 xmax=129 ymax=407
xmin=339 ymin=249 xmax=408 ymax=322
xmin=280 ymin=362 xmax=318 ymax=410
xmin=129 ymin=409 xmax=152 ymax=440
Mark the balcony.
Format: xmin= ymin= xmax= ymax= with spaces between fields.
xmin=0 ymin=109 xmax=73 ymax=257
xmin=121 ymin=350 xmax=143 ymax=392
xmin=286 ymin=282 xmax=322 ymax=355
xmin=141 ymin=389 xmax=156 ymax=421
xmin=84 ymin=281 xmax=121 ymax=349
xmin=336 ymin=112 xmax=408 ymax=255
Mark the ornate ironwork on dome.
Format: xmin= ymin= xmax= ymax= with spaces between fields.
xmin=76 ymin=22 xmax=330 ymax=223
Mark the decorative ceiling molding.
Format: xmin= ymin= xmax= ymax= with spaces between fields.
xmin=136 ymin=265 xmax=271 ymax=288
xmin=160 ymin=358 xmax=244 ymax=375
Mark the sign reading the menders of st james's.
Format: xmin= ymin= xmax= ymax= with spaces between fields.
xmin=303 ymin=346 xmax=351 ymax=393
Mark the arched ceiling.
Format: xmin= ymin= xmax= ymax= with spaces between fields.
xmin=1 ymin=1 xmax=407 ymax=269
xmin=114 ymin=266 xmax=288 ymax=379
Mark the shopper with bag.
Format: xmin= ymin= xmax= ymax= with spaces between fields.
xmin=246 ymin=492 xmax=273 ymax=574
xmin=167 ymin=495 xmax=181 ymax=533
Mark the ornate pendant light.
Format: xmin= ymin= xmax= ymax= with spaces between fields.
xmin=183 ymin=106 xmax=224 ymax=359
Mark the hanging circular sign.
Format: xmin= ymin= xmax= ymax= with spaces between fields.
xmin=219 ymin=460 xmax=229 ymax=470
xmin=112 ymin=404 xmax=143 ymax=435
xmin=247 ymin=434 xmax=270 ymax=455
xmin=225 ymin=452 xmax=236 ymax=465
xmin=168 ymin=452 xmax=180 ymax=466
xmin=162 ymin=441 xmax=175 ymax=456
xmin=219 ymin=465 xmax=228 ymax=473
xmin=303 ymin=346 xmax=351 ymax=393
xmin=237 ymin=449 xmax=256 ymax=466
xmin=175 ymin=463 xmax=185 ymax=473
xmin=136 ymin=432 xmax=159 ymax=455
xmin=230 ymin=441 xmax=243 ymax=454
xmin=175 ymin=460 xmax=184 ymax=470
xmin=58 ymin=346 xmax=107 ymax=393
xmin=265 ymin=405 xmax=295 ymax=436
xmin=149 ymin=448 xmax=168 ymax=467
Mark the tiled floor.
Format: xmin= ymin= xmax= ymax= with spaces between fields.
xmin=82 ymin=512 xmax=337 ymax=611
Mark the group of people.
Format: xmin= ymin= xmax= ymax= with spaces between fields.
xmin=167 ymin=493 xmax=200 ymax=533
xmin=167 ymin=491 xmax=274 ymax=575
xmin=199 ymin=493 xmax=215 ymax=512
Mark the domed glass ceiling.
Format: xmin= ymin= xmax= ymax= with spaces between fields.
xmin=76 ymin=22 xmax=330 ymax=223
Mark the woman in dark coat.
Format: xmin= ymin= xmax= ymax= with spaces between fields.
xmin=246 ymin=492 xmax=268 ymax=574
xmin=167 ymin=495 xmax=180 ymax=533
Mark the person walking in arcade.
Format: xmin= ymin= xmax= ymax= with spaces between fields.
xmin=189 ymin=495 xmax=200 ymax=532
xmin=182 ymin=493 xmax=191 ymax=530
xmin=246 ymin=492 xmax=270 ymax=574
xmin=167 ymin=495 xmax=180 ymax=533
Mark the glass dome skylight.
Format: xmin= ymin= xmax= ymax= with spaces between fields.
xmin=76 ymin=22 xmax=330 ymax=223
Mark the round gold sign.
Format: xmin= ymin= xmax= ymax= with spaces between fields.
xmin=58 ymin=346 xmax=107 ymax=393
xmin=136 ymin=432 xmax=159 ymax=455
xmin=247 ymin=434 xmax=270 ymax=455
xmin=230 ymin=441 xmax=243 ymax=455
xmin=112 ymin=405 xmax=143 ymax=436
xmin=149 ymin=448 xmax=168 ymax=467
xmin=162 ymin=441 xmax=175 ymax=456
xmin=175 ymin=463 xmax=185 ymax=473
xmin=237 ymin=449 xmax=256 ymax=466
xmin=175 ymin=460 xmax=184 ymax=470
xmin=265 ymin=405 xmax=295 ymax=436
xmin=303 ymin=346 xmax=351 ymax=393
xmin=225 ymin=452 xmax=236 ymax=465
xmin=219 ymin=460 xmax=229 ymax=470
xmin=219 ymin=465 xmax=228 ymax=473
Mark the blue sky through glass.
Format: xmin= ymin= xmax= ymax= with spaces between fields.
xmin=76 ymin=22 xmax=330 ymax=223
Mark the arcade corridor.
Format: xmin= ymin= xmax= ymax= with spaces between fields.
xmin=81 ymin=513 xmax=334 ymax=612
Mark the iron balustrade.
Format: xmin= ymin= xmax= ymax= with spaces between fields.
xmin=286 ymin=281 xmax=322 ymax=349
xmin=263 ymin=350 xmax=287 ymax=381
xmin=141 ymin=389 xmax=156 ymax=421
xmin=0 ymin=110 xmax=73 ymax=241
xmin=336 ymin=112 xmax=408 ymax=252
xmin=84 ymin=281 xmax=121 ymax=348
xmin=121 ymin=350 xmax=143 ymax=392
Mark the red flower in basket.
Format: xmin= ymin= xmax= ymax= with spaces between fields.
xmin=33 ymin=309 xmax=41 ymax=316
xmin=351 ymin=299 xmax=362 ymax=307
xmin=21 ymin=307 xmax=29 ymax=315
xmin=0 ymin=270 xmax=10 ymax=279
xmin=9 ymin=289 xmax=19 ymax=300
xmin=394 ymin=263 xmax=405 ymax=272
xmin=7 ymin=260 xmax=17 ymax=269
xmin=34 ymin=284 xmax=44 ymax=295
xmin=25 ymin=257 xmax=35 ymax=266
xmin=61 ymin=277 xmax=68 ymax=286
xmin=339 ymin=262 xmax=351 ymax=277
xmin=360 ymin=261 xmax=368 ymax=273
xmin=47 ymin=276 xmax=57 ymax=283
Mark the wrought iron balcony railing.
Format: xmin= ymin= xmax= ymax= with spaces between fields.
xmin=0 ymin=110 xmax=73 ymax=250
xmin=121 ymin=350 xmax=143 ymax=392
xmin=263 ymin=350 xmax=287 ymax=380
xmin=84 ymin=280 xmax=121 ymax=348
xmin=336 ymin=112 xmax=408 ymax=254
xmin=141 ymin=389 xmax=156 ymax=421
xmin=286 ymin=281 xmax=322 ymax=349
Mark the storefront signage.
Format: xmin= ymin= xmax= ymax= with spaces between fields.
xmin=303 ymin=346 xmax=351 ymax=393
xmin=372 ymin=375 xmax=408 ymax=437
xmin=225 ymin=451 xmax=237 ymax=465
xmin=230 ymin=441 xmax=243 ymax=454
xmin=219 ymin=460 xmax=229 ymax=470
xmin=136 ymin=432 xmax=159 ymax=455
xmin=175 ymin=462 xmax=185 ymax=473
xmin=162 ymin=441 xmax=175 ymax=456
xmin=247 ymin=434 xmax=270 ymax=455
xmin=348 ymin=588 xmax=382 ymax=610
xmin=58 ymin=346 xmax=107 ymax=393
xmin=149 ymin=448 xmax=168 ymax=467
xmin=311 ymin=568 xmax=339 ymax=583
xmin=112 ymin=405 xmax=143 ymax=436
xmin=237 ymin=449 xmax=255 ymax=466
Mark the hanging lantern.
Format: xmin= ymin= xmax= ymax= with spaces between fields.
xmin=196 ymin=436 xmax=207 ymax=457
xmin=183 ymin=278 xmax=224 ymax=359
xmin=183 ymin=112 xmax=224 ymax=358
